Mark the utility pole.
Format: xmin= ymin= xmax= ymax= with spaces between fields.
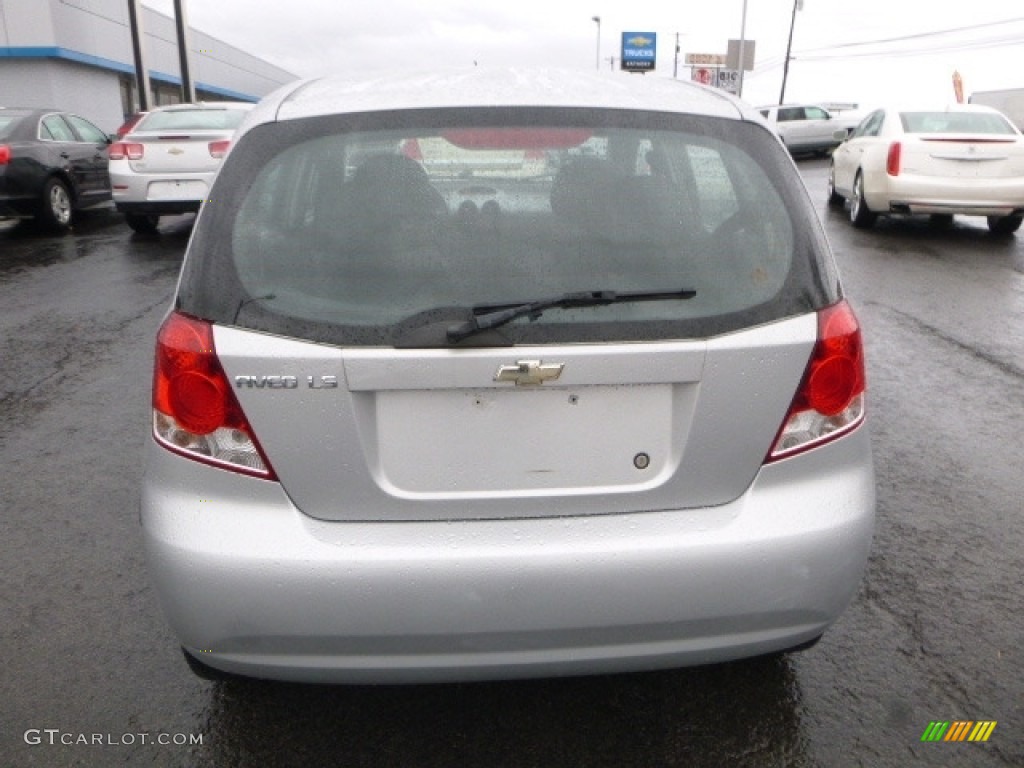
xmin=592 ymin=16 xmax=601 ymax=71
xmin=779 ymin=0 xmax=801 ymax=105
xmin=673 ymin=32 xmax=680 ymax=79
xmin=737 ymin=0 xmax=748 ymax=98
xmin=173 ymin=0 xmax=195 ymax=103
xmin=126 ymin=0 xmax=151 ymax=111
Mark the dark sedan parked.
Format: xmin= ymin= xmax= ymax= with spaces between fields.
xmin=0 ymin=107 xmax=112 ymax=231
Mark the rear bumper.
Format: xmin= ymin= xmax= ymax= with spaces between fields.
xmin=110 ymin=168 xmax=212 ymax=215
xmin=869 ymin=174 xmax=1024 ymax=217
xmin=141 ymin=425 xmax=875 ymax=683
xmin=114 ymin=200 xmax=202 ymax=215
xmin=0 ymin=184 xmax=38 ymax=217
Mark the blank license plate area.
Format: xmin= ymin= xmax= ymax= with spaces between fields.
xmin=374 ymin=385 xmax=675 ymax=496
xmin=147 ymin=180 xmax=207 ymax=200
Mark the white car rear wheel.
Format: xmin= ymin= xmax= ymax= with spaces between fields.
xmin=987 ymin=214 xmax=1022 ymax=235
xmin=850 ymin=172 xmax=876 ymax=229
xmin=827 ymin=163 xmax=843 ymax=208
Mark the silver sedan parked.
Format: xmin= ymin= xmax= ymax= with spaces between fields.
xmin=108 ymin=101 xmax=253 ymax=233
xmin=141 ymin=68 xmax=875 ymax=684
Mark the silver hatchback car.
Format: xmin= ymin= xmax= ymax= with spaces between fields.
xmin=141 ymin=68 xmax=874 ymax=684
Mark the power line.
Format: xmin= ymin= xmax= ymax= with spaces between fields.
xmin=747 ymin=18 xmax=1024 ymax=74
xmin=796 ymin=16 xmax=1024 ymax=55
xmin=797 ymin=34 xmax=1024 ymax=62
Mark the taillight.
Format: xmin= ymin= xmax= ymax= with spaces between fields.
xmin=152 ymin=312 xmax=275 ymax=479
xmin=886 ymin=141 xmax=901 ymax=176
xmin=767 ymin=300 xmax=866 ymax=461
xmin=0 ymin=144 xmax=10 ymax=165
xmin=401 ymin=138 xmax=423 ymax=160
xmin=109 ymin=142 xmax=144 ymax=160
xmin=208 ymin=140 xmax=231 ymax=159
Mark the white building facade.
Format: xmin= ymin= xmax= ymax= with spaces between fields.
xmin=0 ymin=0 xmax=296 ymax=132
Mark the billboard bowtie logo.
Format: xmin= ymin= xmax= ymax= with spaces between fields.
xmin=920 ymin=721 xmax=997 ymax=742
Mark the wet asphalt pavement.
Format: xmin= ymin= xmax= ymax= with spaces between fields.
xmin=1 ymin=162 xmax=1022 ymax=767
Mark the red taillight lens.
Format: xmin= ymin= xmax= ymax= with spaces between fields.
xmin=886 ymin=141 xmax=901 ymax=176
xmin=767 ymin=300 xmax=866 ymax=461
xmin=108 ymin=142 xmax=144 ymax=160
xmin=208 ymin=140 xmax=231 ymax=159
xmin=401 ymin=138 xmax=423 ymax=160
xmin=0 ymin=144 xmax=10 ymax=165
xmin=152 ymin=312 xmax=275 ymax=478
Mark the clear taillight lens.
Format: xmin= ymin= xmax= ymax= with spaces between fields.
xmin=767 ymin=300 xmax=866 ymax=461
xmin=152 ymin=312 xmax=275 ymax=479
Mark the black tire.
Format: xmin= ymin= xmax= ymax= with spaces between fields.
xmin=826 ymin=163 xmax=844 ymax=208
xmin=987 ymin=214 xmax=1022 ymax=235
xmin=849 ymin=171 xmax=876 ymax=229
xmin=125 ymin=212 xmax=160 ymax=234
xmin=37 ymin=177 xmax=73 ymax=232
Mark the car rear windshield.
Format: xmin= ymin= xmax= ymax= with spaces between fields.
xmin=0 ymin=115 xmax=26 ymax=138
xmin=177 ymin=107 xmax=838 ymax=347
xmin=137 ymin=107 xmax=249 ymax=132
xmin=900 ymin=111 xmax=1017 ymax=135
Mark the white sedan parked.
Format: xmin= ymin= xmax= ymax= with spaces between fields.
xmin=108 ymin=101 xmax=253 ymax=233
xmin=828 ymin=104 xmax=1024 ymax=234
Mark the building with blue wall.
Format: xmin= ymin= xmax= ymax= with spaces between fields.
xmin=0 ymin=0 xmax=296 ymax=132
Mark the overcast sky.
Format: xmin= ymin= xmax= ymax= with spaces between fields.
xmin=143 ymin=0 xmax=1024 ymax=111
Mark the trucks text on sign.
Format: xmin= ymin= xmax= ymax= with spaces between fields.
xmin=621 ymin=32 xmax=657 ymax=71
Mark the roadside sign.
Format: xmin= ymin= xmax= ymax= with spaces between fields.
xmin=685 ymin=53 xmax=726 ymax=67
xmin=726 ymin=39 xmax=756 ymax=71
xmin=691 ymin=67 xmax=716 ymax=86
xmin=717 ymin=69 xmax=740 ymax=94
xmin=621 ymin=32 xmax=657 ymax=71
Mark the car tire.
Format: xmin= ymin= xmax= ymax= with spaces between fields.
xmin=38 ymin=177 xmax=73 ymax=232
xmin=986 ymin=214 xmax=1022 ymax=235
xmin=126 ymin=213 xmax=160 ymax=234
xmin=849 ymin=172 xmax=876 ymax=229
xmin=826 ymin=163 xmax=844 ymax=208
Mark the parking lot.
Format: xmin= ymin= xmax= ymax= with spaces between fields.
xmin=1 ymin=160 xmax=1022 ymax=767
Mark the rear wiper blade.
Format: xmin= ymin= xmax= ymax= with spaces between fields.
xmin=446 ymin=288 xmax=696 ymax=344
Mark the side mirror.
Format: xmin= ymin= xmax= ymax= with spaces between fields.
xmin=833 ymin=129 xmax=851 ymax=142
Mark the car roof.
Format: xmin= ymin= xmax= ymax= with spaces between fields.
xmin=868 ymin=103 xmax=1009 ymax=115
xmin=0 ymin=107 xmax=60 ymax=116
xmin=756 ymin=103 xmax=828 ymax=109
xmin=241 ymin=67 xmax=757 ymax=136
xmin=146 ymin=101 xmax=255 ymax=113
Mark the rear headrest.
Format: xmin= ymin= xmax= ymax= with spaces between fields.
xmin=348 ymin=154 xmax=447 ymax=218
xmin=550 ymin=157 xmax=622 ymax=231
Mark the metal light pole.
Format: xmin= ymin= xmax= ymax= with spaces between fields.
xmin=126 ymin=0 xmax=151 ymax=111
xmin=737 ymin=0 xmax=749 ymax=98
xmin=592 ymin=16 xmax=601 ymax=71
xmin=173 ymin=0 xmax=195 ymax=103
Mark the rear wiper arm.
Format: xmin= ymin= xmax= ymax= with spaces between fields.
xmin=446 ymin=288 xmax=696 ymax=344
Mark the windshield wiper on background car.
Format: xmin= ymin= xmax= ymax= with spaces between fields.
xmin=446 ymin=288 xmax=697 ymax=344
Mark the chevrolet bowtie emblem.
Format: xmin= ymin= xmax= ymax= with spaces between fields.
xmin=167 ymin=147 xmax=185 ymax=155
xmin=494 ymin=360 xmax=564 ymax=387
